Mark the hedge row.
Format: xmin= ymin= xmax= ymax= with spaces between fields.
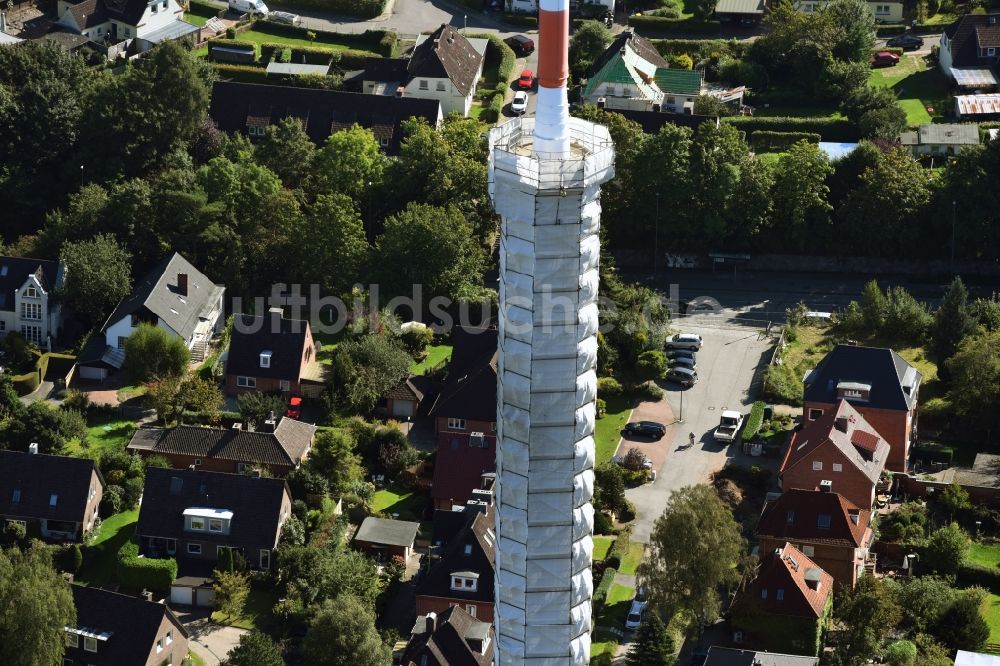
xmin=628 ymin=15 xmax=722 ymax=35
xmin=11 ymin=351 xmax=74 ymax=396
xmin=259 ymin=42 xmax=335 ymax=65
xmin=875 ymin=24 xmax=907 ymax=36
xmin=117 ymin=541 xmax=178 ymax=592
xmin=187 ymin=0 xmax=223 ymax=18
xmin=957 ymin=563 xmax=1000 ymax=592
xmin=277 ymin=0 xmax=385 ymax=18
xmin=252 ymin=21 xmax=397 ymax=56
xmin=212 ymin=62 xmax=270 ymax=83
xmin=751 ymin=130 xmax=821 ymax=152
xmin=912 ymin=444 xmax=955 ymax=465
xmin=503 ymin=13 xmax=539 ymax=26
xmin=876 ymin=46 xmax=905 ymax=56
xmin=592 ymin=566 xmax=618 ymax=614
xmin=723 ymin=116 xmax=860 ymax=142
xmin=208 ymin=39 xmax=257 ymax=56
xmin=742 ymin=400 xmax=767 ymax=440
xmin=652 ymin=37 xmax=747 ymax=59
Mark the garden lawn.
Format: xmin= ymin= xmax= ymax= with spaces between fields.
xmin=982 ymin=592 xmax=1000 ymax=654
xmin=84 ymin=416 xmax=137 ymax=457
xmin=411 ymin=344 xmax=452 ymax=375
xmin=212 ymin=584 xmax=280 ymax=632
xmin=869 ymin=55 xmax=949 ymax=125
xmin=593 ymin=536 xmax=615 ymax=562
xmin=183 ymin=12 xmax=209 ymax=26
xmin=752 ymin=105 xmax=844 ymax=119
xmin=223 ymin=30 xmax=378 ymax=54
xmin=595 ymin=395 xmax=636 ymax=465
xmin=969 ymin=542 xmax=1000 ymax=569
xmin=76 ymin=509 xmax=138 ymax=588
xmin=601 ymin=583 xmax=636 ymax=628
xmin=619 ymin=542 xmax=645 ymax=575
xmin=373 ymin=484 xmax=426 ymax=521
xmin=185 ymin=651 xmax=207 ymax=666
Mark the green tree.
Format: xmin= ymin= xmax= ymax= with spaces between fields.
xmin=859 ymin=279 xmax=887 ymax=334
xmin=255 ymin=117 xmax=316 ymax=190
xmin=914 ymin=633 xmax=958 ymax=666
xmin=625 ymin=610 xmax=675 ymax=666
xmin=176 ymin=375 xmax=224 ymax=424
xmin=933 ymin=276 xmax=975 ymax=364
xmin=970 ymin=297 xmax=1000 ymax=332
xmin=818 ymin=57 xmax=871 ymax=101
xmin=302 ymin=594 xmax=390 ymax=666
xmin=938 ymin=482 xmax=971 ymax=522
xmin=6 ymin=402 xmax=88 ymax=454
xmin=294 ymin=193 xmax=369 ymax=296
xmin=936 ymin=590 xmax=989 ymax=651
xmin=921 ymin=522 xmax=970 ymax=577
xmin=638 ymin=485 xmax=744 ymax=625
xmin=312 ymin=124 xmax=386 ymax=201
xmin=280 ymin=515 xmax=306 ymax=546
xmin=309 ymin=430 xmax=365 ymax=497
xmin=635 ymin=350 xmax=669 ymax=382
xmin=237 ymin=392 xmax=287 ymax=429
xmin=882 ymin=286 xmax=933 ymax=346
xmin=222 ymin=630 xmax=284 ymax=666
xmin=569 ymin=20 xmax=612 ymax=78
xmin=884 ymin=640 xmax=917 ymax=666
xmin=946 ymin=331 xmax=1000 ymax=432
xmin=895 ymin=576 xmax=956 ymax=634
xmin=831 ymin=575 xmax=901 ymax=666
xmin=594 ymin=462 xmax=628 ymax=517
xmin=330 ymin=335 xmax=412 ymax=413
xmin=841 ymin=85 xmax=907 ymax=139
xmin=213 ymin=569 xmax=251 ymax=621
xmin=824 ymin=0 xmax=876 ymax=62
xmin=374 ymin=203 xmax=486 ymax=303
xmin=123 ymin=323 xmax=191 ymax=383
xmin=0 ymin=543 xmax=76 ymax=666
xmin=770 ymin=140 xmax=833 ymax=250
xmin=59 ymin=234 xmax=133 ymax=327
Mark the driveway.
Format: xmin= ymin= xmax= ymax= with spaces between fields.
xmin=612 ymin=389 xmax=676 ymax=482
xmin=625 ymin=323 xmax=777 ymax=544
xmin=178 ymin=612 xmax=248 ymax=666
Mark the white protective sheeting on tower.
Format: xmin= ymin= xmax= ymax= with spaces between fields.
xmin=490 ymin=116 xmax=614 ymax=664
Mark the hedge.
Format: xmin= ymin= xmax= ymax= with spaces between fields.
xmin=911 ymin=444 xmax=954 ymax=466
xmin=259 ymin=42 xmax=338 ymax=65
xmin=751 ymin=130 xmax=821 ymax=152
xmin=957 ymin=562 xmax=1000 ymax=592
xmin=742 ymin=400 xmax=767 ymax=440
xmin=503 ymin=13 xmax=539 ymax=26
xmin=212 ymin=62 xmax=270 ymax=83
xmin=117 ymin=541 xmax=178 ymax=592
xmin=876 ymin=46 xmax=905 ymax=56
xmin=593 ymin=566 xmax=618 ymax=614
xmin=472 ymin=32 xmax=516 ymax=84
xmin=187 ymin=0 xmax=223 ymax=17
xmin=876 ymin=24 xmax=907 ymax=36
xmin=252 ymin=22 xmax=397 ymax=56
xmin=628 ymin=15 xmax=722 ymax=35
xmin=12 ymin=370 xmax=39 ymax=395
xmin=723 ymin=116 xmax=860 ymax=142
xmin=652 ymin=38 xmax=748 ymax=59
xmin=277 ymin=0 xmax=385 ymax=18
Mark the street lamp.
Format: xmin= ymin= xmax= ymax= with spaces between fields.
xmin=653 ymin=192 xmax=660 ymax=279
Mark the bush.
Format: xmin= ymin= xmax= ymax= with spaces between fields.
xmin=628 ymin=15 xmax=722 ymax=34
xmin=597 ymin=376 xmax=624 ymax=398
xmin=117 ymin=541 xmax=178 ymax=591
xmin=4 ymin=520 xmax=26 ymax=543
xmin=762 ymin=362 xmax=803 ymax=406
xmin=593 ymin=566 xmax=618 ymax=613
xmin=502 ymin=12 xmax=539 ymax=26
xmin=594 ymin=511 xmax=615 ymax=535
xmin=212 ymin=63 xmax=270 ymax=84
xmin=652 ymin=38 xmax=747 ymax=59
xmin=596 ymin=397 xmax=607 ymax=418
xmin=605 ymin=553 xmax=622 ymax=569
xmin=278 ymin=47 xmax=292 ymax=63
xmin=630 ymin=382 xmax=664 ymax=402
xmin=400 ymin=326 xmax=434 ymax=354
xmin=226 ymin=26 xmax=237 ymax=39
xmin=742 ymin=401 xmax=766 ymax=440
xmin=750 ymin=130 xmax=821 ymax=153
xmin=876 ymin=25 xmax=908 ymax=36
xmin=11 ymin=370 xmax=39 ymax=396
xmin=723 ymin=116 xmax=860 ymax=142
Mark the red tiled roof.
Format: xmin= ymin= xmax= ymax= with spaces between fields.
xmin=851 ymin=429 xmax=880 ymax=453
xmin=758 ymin=489 xmax=870 ymax=547
xmin=781 ymin=400 xmax=889 ymax=485
xmin=750 ymin=543 xmax=832 ymax=618
xmin=431 ymin=432 xmax=496 ymax=504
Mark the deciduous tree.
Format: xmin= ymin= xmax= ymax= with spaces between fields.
xmin=255 ymin=117 xmax=316 ymax=190
xmin=921 ymin=522 xmax=970 ymax=577
xmin=569 ymin=21 xmax=612 ymax=78
xmin=124 ymin=323 xmax=190 ymax=383
xmin=302 ymin=594 xmax=391 ymax=666
xmin=936 ymin=590 xmax=989 ymax=651
xmin=59 ymin=234 xmax=133 ymax=327
xmin=946 ymin=331 xmax=1000 ymax=432
xmin=213 ymin=569 xmax=250 ymax=621
xmin=831 ymin=575 xmax=901 ymax=666
xmin=222 ymin=630 xmax=284 ymax=666
xmin=770 ymin=141 xmax=833 ymax=250
xmin=309 ymin=430 xmax=364 ymax=497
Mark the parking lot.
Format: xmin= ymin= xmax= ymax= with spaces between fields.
xmin=625 ymin=321 xmax=779 ymax=544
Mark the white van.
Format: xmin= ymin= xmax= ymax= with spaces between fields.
xmin=229 ymin=0 xmax=269 ymax=15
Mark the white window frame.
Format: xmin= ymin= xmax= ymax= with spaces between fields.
xmin=436 ymin=81 xmax=446 ymax=91
xmin=812 ymin=461 xmax=823 ymax=471
xmin=21 ymin=302 xmax=41 ymax=320
xmin=990 ymin=47 xmax=997 ymax=56
xmin=21 ymin=325 xmax=41 ymax=344
xmin=25 ymin=286 xmax=38 ymax=298
xmin=279 ymin=380 xmax=290 ymax=392
xmin=467 ymin=604 xmax=477 ymax=617
xmin=84 ymin=636 xmax=97 ymax=652
xmin=66 ymin=632 xmax=79 ymax=647
xmin=259 ymin=352 xmax=271 ymax=368
xmin=209 ymin=518 xmax=224 ymax=532
xmin=166 ymin=630 xmax=173 ymax=645
xmin=157 ymin=637 xmax=164 ymax=653
xmin=117 ymin=336 xmax=128 ymax=350
xmin=832 ymin=463 xmax=843 ymax=472
xmin=237 ymin=376 xmax=256 ymax=388
xmin=187 ymin=543 xmax=202 ymax=555
xmin=447 ymin=418 xmax=466 ymax=431
xmin=802 ymin=545 xmax=815 ymax=557
xmin=190 ymin=517 xmax=205 ymax=531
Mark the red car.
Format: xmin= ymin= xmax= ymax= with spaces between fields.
xmin=871 ymin=51 xmax=900 ymax=67
xmin=517 ymin=69 xmax=534 ymax=90
xmin=286 ymin=396 xmax=302 ymax=419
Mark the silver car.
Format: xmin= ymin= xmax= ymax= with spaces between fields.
xmin=269 ymin=10 xmax=301 ymax=24
xmin=666 ymin=333 xmax=703 ymax=351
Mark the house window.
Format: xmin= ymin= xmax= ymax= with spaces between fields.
xmin=209 ymin=518 xmax=224 ymax=532
xmin=812 ymin=461 xmax=823 ymax=471
xmin=760 ymin=588 xmax=768 ymax=599
xmin=21 ymin=325 xmax=41 ymax=344
xmin=786 ymin=511 xmax=795 ymax=524
xmin=802 ymin=545 xmax=815 ymax=557
xmin=50 ymin=494 xmax=58 ymax=507
xmin=21 ymin=302 xmax=41 ymax=321
xmin=157 ymin=637 xmax=164 ymax=653
xmin=237 ymin=376 xmax=257 ymax=388
xmin=66 ymin=632 xmax=79 ymax=647
xmin=259 ymin=351 xmax=271 ymax=368
xmin=260 ymin=549 xmax=271 ymax=569
xmin=25 ymin=286 xmax=38 ymax=298
xmin=166 ymin=630 xmax=173 ymax=645
xmin=379 ymin=136 xmax=390 ymax=148
xmin=666 ymin=96 xmax=676 ymax=104
xmin=279 ymin=380 xmax=290 ymax=392
xmin=817 ymin=513 xmax=832 ymax=529
xmin=190 ymin=517 xmax=205 ymax=530
xmin=187 ymin=543 xmax=202 ymax=555
xmin=118 ymin=336 xmax=128 ymax=350
xmin=419 ymin=79 xmax=428 ymax=90
xmin=447 ymin=418 xmax=466 ymax=431
xmin=808 ymin=408 xmax=823 ymax=421
xmin=84 ymin=636 xmax=97 ymax=652
xmin=11 ymin=489 xmax=20 ymax=504
xmin=832 ymin=463 xmax=843 ymax=472
xmin=776 ymin=588 xmax=785 ymax=601
xmin=989 ymin=47 xmax=997 ymax=56
xmin=166 ymin=538 xmax=176 ymax=554
xmin=464 ymin=543 xmax=473 ymax=555
xmin=436 ymin=81 xmax=446 ymax=91
xmin=467 ymin=605 xmax=477 ymax=617
xmin=152 ymin=2 xmax=158 ymax=11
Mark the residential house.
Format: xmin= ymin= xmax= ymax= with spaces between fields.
xmin=353 ymin=516 xmax=421 ymax=560
xmin=126 ymin=417 xmax=316 ymax=477
xmin=939 ymin=14 xmax=1000 ymax=88
xmin=55 ymin=0 xmax=198 ymax=51
xmin=802 ymin=345 xmax=921 ymax=472
xmin=383 ymin=376 xmax=430 ymax=420
xmin=137 ymin=467 xmax=292 ymax=571
xmin=780 ymin=399 xmax=890 ymax=510
xmin=733 ymin=543 xmax=833 ymax=657
xmin=75 ymin=252 xmax=224 ymax=380
xmin=401 ymin=606 xmax=494 ymax=666
xmin=900 ymin=123 xmax=981 ymax=156
xmin=714 ymin=0 xmax=767 ymax=24
xmin=429 ymin=322 xmax=498 ymax=510
xmin=362 ymin=24 xmax=486 ymax=117
xmin=794 ymin=0 xmax=903 ymax=22
xmin=704 ymin=647 xmax=819 ymax=666
xmin=0 ymin=449 xmax=103 ymax=541
xmin=225 ymin=308 xmax=324 ymax=397
xmin=417 ymin=506 xmax=496 ymax=622
xmin=955 ymin=93 xmax=1000 ymax=118
xmin=757 ymin=487 xmax=874 ymax=589
xmin=208 ymin=80 xmax=443 ymax=154
xmin=0 ymin=12 xmax=22 ymax=43
xmin=0 ymin=255 xmax=65 ymax=346
xmin=64 ymin=585 xmax=189 ymax=666
xmin=955 ymin=651 xmax=1000 ymax=666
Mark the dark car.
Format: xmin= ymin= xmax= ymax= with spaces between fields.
xmin=887 ymin=33 xmax=924 ymax=50
xmin=623 ymin=421 xmax=667 ymax=439
xmin=504 ymin=34 xmax=535 ymax=56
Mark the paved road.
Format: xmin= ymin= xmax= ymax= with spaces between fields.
xmin=625 ymin=323 xmax=778 ymax=544
xmin=875 ymin=32 xmax=941 ymax=56
xmin=179 ymin=614 xmax=247 ymax=666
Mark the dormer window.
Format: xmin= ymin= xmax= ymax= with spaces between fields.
xmin=817 ymin=513 xmax=832 ymax=529
xmin=84 ymin=636 xmax=97 ymax=652
xmin=450 ymin=572 xmax=479 ymax=592
xmin=463 ymin=543 xmax=473 ymax=556
xmin=49 ymin=494 xmax=58 ymax=507
xmin=260 ymin=351 xmax=272 ymax=368
xmin=836 ymin=381 xmax=871 ymax=401
xmin=184 ymin=508 xmax=233 ymax=534
xmin=25 ymin=286 xmax=38 ymax=298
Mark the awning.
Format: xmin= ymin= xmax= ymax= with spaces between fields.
xmin=951 ymin=67 xmax=999 ymax=88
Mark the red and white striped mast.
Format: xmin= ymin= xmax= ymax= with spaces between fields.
xmin=533 ymin=0 xmax=571 ymax=157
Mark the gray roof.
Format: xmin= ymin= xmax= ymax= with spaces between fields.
xmin=355 ymin=516 xmax=420 ymax=548
xmin=916 ymin=123 xmax=980 ymax=145
xmin=0 ymin=451 xmax=104 ymax=523
xmin=705 ymin=647 xmax=819 ymax=666
xmin=105 ymin=252 xmax=223 ymax=343
xmin=953 ymin=453 xmax=1000 ymax=490
xmin=265 ymin=62 xmax=331 ymax=76
xmin=714 ymin=0 xmax=765 ymax=13
xmin=803 ymin=345 xmax=920 ymax=412
xmin=139 ymin=19 xmax=199 ymax=44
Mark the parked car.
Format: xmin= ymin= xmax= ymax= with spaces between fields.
xmin=666 ymin=348 xmax=696 ymax=361
xmin=286 ymin=396 xmax=302 ymax=419
xmin=666 ymin=366 xmax=698 ymax=387
xmin=872 ymin=51 xmax=900 ymax=67
xmin=511 ymin=91 xmax=528 ymax=115
xmin=887 ymin=33 xmax=924 ymax=50
xmin=517 ymin=69 xmax=534 ymax=90
xmin=269 ymin=10 xmax=300 ymax=24
xmin=229 ymin=0 xmax=268 ymax=15
xmin=666 ymin=333 xmax=703 ymax=351
xmin=625 ymin=598 xmax=648 ymax=630
xmin=623 ymin=421 xmax=666 ymax=439
xmin=680 ymin=297 xmax=718 ymax=314
xmin=669 ymin=356 xmax=696 ymax=370
xmin=713 ymin=409 xmax=744 ymax=442
xmin=504 ymin=34 xmax=535 ymax=56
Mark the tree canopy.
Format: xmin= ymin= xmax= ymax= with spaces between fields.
xmin=301 ymin=594 xmax=391 ymax=666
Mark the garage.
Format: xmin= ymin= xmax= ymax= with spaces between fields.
xmin=170 ymin=576 xmax=215 ymax=608
xmin=76 ymin=364 xmax=108 ymax=381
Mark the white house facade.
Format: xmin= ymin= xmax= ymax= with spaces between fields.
xmin=795 ymin=0 xmax=904 ymax=22
xmin=56 ymin=0 xmax=197 ymax=50
xmin=0 ymin=257 xmax=65 ymax=348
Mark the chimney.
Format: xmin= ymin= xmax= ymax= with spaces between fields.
xmin=425 ymin=612 xmax=437 ymax=634
xmin=232 ymin=422 xmax=243 ymax=431
xmin=396 ymin=85 xmax=404 ymax=97
xmin=178 ymin=273 xmax=188 ymax=296
xmin=141 ymin=589 xmax=154 ymax=602
xmin=262 ymin=413 xmax=277 ymax=433
xmin=835 ymin=415 xmax=849 ymax=432
xmin=28 ymin=443 xmax=39 ymax=455
xmin=819 ymin=479 xmax=832 ymax=493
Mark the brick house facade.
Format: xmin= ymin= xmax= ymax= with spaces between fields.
xmin=416 ymin=508 xmax=495 ymax=622
xmin=225 ymin=309 xmax=320 ymax=397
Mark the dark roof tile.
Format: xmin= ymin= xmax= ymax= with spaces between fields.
xmin=408 ymin=24 xmax=484 ymax=97
xmin=0 ymin=451 xmax=101 ymax=523
xmin=226 ymin=313 xmax=308 ymax=381
xmin=803 ymin=345 xmax=919 ymax=412
xmin=758 ymin=489 xmax=870 ymax=547
xmin=417 ymin=508 xmax=495 ymax=603
xmin=0 ymin=256 xmax=59 ymax=313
